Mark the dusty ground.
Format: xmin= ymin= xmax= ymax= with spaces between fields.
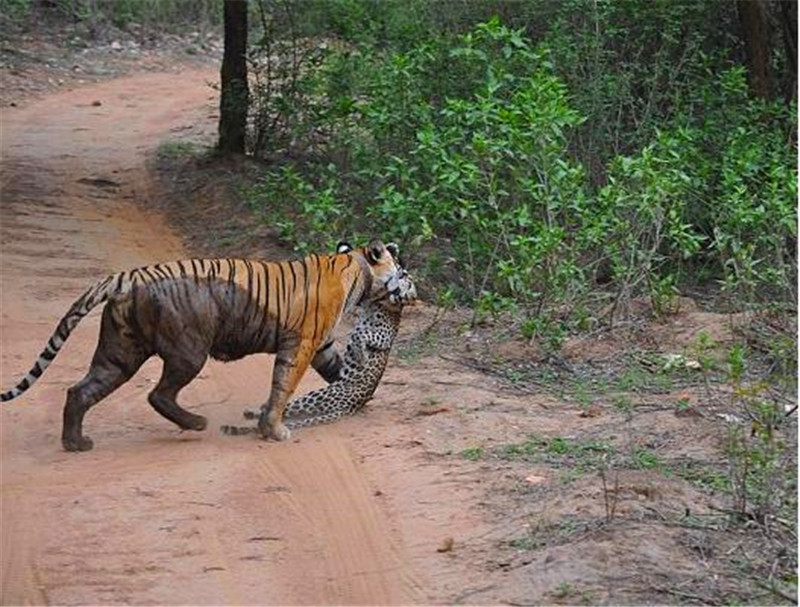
xmin=0 ymin=15 xmax=222 ymax=108
xmin=1 ymin=55 xmax=796 ymax=606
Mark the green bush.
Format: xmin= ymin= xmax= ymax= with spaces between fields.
xmin=244 ymin=8 xmax=797 ymax=335
xmin=597 ymin=67 xmax=797 ymax=308
xmin=0 ymin=0 xmax=31 ymax=21
xmin=368 ymin=20 xmax=590 ymax=317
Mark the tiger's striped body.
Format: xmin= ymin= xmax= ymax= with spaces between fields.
xmin=1 ymin=240 xmax=408 ymax=451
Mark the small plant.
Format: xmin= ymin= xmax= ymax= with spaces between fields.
xmin=1 ymin=0 xmax=31 ymax=20
xmin=674 ymin=461 xmax=730 ymax=493
xmin=547 ymin=437 xmax=570 ymax=455
xmin=690 ymin=331 xmax=718 ymax=387
xmin=633 ymin=448 xmax=661 ymax=470
xmin=558 ymin=468 xmax=583 ymax=485
xmin=648 ymin=273 xmax=680 ymax=316
xmin=557 ymin=519 xmax=578 ymax=538
xmin=724 ymin=343 xmax=795 ymax=527
xmin=573 ymin=381 xmax=593 ymax=410
xmin=615 ymin=366 xmax=649 ymax=392
xmin=505 ymin=368 xmax=526 ymax=384
xmin=435 ymin=287 xmax=457 ymax=311
xmin=460 ymin=446 xmax=484 ymax=461
xmin=612 ymin=394 xmax=633 ymax=419
xmin=521 ymin=317 xmax=568 ymax=353
xmin=727 ymin=342 xmax=747 ymax=385
xmin=599 ymin=463 xmax=620 ymax=522
xmin=157 ymin=140 xmax=201 ymax=160
xmin=498 ymin=437 xmax=544 ymax=459
xmin=554 ymin=582 xmax=573 ymax=599
xmin=244 ymin=166 xmax=348 ymax=253
xmin=726 ymin=388 xmax=791 ymax=525
xmin=509 ymin=535 xmax=539 ymax=551
xmin=497 ymin=436 xmax=613 ymax=468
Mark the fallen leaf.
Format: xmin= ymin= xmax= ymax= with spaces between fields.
xmin=579 ymin=405 xmax=602 ymax=418
xmin=675 ymin=406 xmax=703 ymax=418
xmin=437 ymin=537 xmax=454 ymax=553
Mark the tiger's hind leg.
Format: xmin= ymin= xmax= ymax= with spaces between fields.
xmin=62 ymin=305 xmax=150 ymax=452
xmin=62 ymin=361 xmax=145 ymax=451
xmin=147 ymin=352 xmax=208 ymax=432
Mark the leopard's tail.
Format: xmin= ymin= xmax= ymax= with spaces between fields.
xmin=1 ymin=272 xmax=129 ymax=402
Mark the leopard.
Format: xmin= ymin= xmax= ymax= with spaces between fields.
xmin=221 ymin=256 xmax=415 ymax=434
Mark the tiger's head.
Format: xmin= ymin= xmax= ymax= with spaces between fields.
xmin=337 ymin=239 xmax=417 ymax=305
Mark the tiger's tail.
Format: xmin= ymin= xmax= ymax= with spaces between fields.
xmin=1 ymin=272 xmax=128 ymax=402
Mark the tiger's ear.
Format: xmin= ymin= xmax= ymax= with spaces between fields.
xmin=336 ymin=241 xmax=354 ymax=254
xmin=365 ymin=239 xmax=386 ymax=265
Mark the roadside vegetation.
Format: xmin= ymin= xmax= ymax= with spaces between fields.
xmin=232 ymin=1 xmax=796 ymax=333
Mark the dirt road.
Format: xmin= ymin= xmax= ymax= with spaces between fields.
xmin=0 ymin=69 xmax=459 ymax=605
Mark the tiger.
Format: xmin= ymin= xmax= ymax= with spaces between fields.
xmin=221 ymin=247 xmax=416 ymax=435
xmin=0 ymin=239 xmax=411 ymax=451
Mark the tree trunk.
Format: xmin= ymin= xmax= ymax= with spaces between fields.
xmin=780 ymin=0 xmax=797 ymax=102
xmin=736 ymin=0 xmax=770 ymax=99
xmin=218 ymin=0 xmax=249 ymax=154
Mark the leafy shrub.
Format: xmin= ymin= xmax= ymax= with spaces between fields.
xmin=726 ymin=351 xmax=796 ymax=526
xmin=244 ymin=9 xmax=797 ymax=338
xmin=597 ymin=67 xmax=797 ymax=309
xmin=370 ymin=21 xmax=590 ymax=317
xmin=244 ymin=165 xmax=346 ymax=254
xmin=0 ymin=0 xmax=31 ymax=21
xmin=540 ymin=0 xmax=738 ymax=183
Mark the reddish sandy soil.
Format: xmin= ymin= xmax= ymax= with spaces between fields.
xmin=1 ymin=67 xmax=795 ymax=606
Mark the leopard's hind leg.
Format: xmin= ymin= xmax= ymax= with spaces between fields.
xmin=224 ymin=388 xmax=349 ymax=434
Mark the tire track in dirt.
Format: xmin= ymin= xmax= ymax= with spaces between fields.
xmin=1 ymin=491 xmax=48 ymax=606
xmin=253 ymin=434 xmax=424 ymax=604
xmin=0 ymin=69 xmax=425 ymax=605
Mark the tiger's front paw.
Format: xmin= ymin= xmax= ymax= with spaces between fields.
xmin=270 ymin=422 xmax=292 ymax=442
xmin=258 ymin=418 xmax=292 ymax=442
